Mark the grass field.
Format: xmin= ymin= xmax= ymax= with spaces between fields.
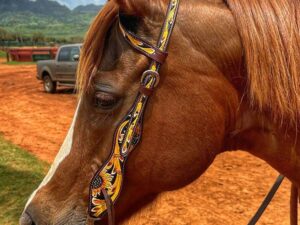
xmin=0 ymin=51 xmax=6 ymax=58
xmin=0 ymin=136 xmax=48 ymax=225
xmin=4 ymin=61 xmax=37 ymax=65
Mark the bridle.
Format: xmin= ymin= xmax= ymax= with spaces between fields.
xmin=88 ymin=0 xmax=180 ymax=224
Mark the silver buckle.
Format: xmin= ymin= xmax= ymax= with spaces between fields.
xmin=141 ymin=70 xmax=160 ymax=88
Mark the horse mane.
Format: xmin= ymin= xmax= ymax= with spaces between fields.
xmin=226 ymin=0 xmax=300 ymax=126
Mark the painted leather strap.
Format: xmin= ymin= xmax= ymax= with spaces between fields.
xmin=88 ymin=0 xmax=180 ymax=220
xmin=119 ymin=22 xmax=168 ymax=64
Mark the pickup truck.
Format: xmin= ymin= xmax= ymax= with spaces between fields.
xmin=36 ymin=44 xmax=82 ymax=93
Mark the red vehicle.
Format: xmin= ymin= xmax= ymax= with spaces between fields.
xmin=8 ymin=47 xmax=58 ymax=62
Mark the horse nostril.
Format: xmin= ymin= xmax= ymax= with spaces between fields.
xmin=19 ymin=211 xmax=35 ymax=225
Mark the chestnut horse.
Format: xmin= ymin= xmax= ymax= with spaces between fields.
xmin=20 ymin=0 xmax=300 ymax=224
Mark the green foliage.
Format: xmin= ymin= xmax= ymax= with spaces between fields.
xmin=0 ymin=1 xmax=102 ymax=45
xmin=0 ymin=28 xmax=13 ymax=41
xmin=0 ymin=50 xmax=6 ymax=58
xmin=32 ymin=32 xmax=45 ymax=43
xmin=0 ymin=12 xmax=96 ymax=39
xmin=0 ymin=136 xmax=49 ymax=225
xmin=0 ymin=15 xmax=93 ymax=45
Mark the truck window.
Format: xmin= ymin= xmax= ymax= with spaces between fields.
xmin=70 ymin=47 xmax=80 ymax=61
xmin=58 ymin=47 xmax=71 ymax=62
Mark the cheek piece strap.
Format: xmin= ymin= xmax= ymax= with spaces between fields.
xmin=88 ymin=0 xmax=180 ymax=223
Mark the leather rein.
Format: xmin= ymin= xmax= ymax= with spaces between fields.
xmin=88 ymin=0 xmax=180 ymax=224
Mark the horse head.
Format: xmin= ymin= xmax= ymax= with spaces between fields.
xmin=20 ymin=0 xmax=300 ymax=224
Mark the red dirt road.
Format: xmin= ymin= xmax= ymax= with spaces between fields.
xmin=0 ymin=59 xmax=298 ymax=224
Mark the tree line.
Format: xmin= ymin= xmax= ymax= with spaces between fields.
xmin=0 ymin=27 xmax=83 ymax=46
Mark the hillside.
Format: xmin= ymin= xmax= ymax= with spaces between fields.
xmin=73 ymin=4 xmax=102 ymax=13
xmin=0 ymin=0 xmax=103 ymax=41
xmin=0 ymin=0 xmax=70 ymax=18
xmin=56 ymin=0 xmax=105 ymax=9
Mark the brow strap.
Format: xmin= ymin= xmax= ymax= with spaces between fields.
xmin=119 ymin=21 xmax=168 ymax=64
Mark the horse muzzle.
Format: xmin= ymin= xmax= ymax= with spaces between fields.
xmin=19 ymin=211 xmax=35 ymax=225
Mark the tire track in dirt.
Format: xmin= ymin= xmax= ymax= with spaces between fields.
xmin=0 ymin=59 xmax=297 ymax=224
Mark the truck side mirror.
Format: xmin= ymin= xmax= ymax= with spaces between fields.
xmin=73 ymin=54 xmax=80 ymax=61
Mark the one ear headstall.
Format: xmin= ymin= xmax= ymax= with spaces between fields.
xmin=88 ymin=0 xmax=180 ymax=221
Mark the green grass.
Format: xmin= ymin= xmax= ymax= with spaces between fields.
xmin=0 ymin=136 xmax=49 ymax=225
xmin=0 ymin=51 xmax=6 ymax=58
xmin=4 ymin=61 xmax=36 ymax=65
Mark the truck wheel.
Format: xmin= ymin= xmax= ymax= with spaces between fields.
xmin=43 ymin=75 xmax=57 ymax=93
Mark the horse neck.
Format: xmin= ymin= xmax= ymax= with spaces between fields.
xmin=219 ymin=0 xmax=300 ymax=188
xmin=177 ymin=0 xmax=299 ymax=187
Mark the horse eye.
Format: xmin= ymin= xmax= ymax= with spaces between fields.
xmin=94 ymin=92 xmax=118 ymax=110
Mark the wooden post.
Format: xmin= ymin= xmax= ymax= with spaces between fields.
xmin=6 ymin=51 xmax=9 ymax=62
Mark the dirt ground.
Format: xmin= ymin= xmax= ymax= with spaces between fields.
xmin=0 ymin=59 xmax=298 ymax=224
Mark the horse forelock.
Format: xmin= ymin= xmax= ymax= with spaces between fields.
xmin=76 ymin=0 xmax=166 ymax=97
xmin=77 ymin=1 xmax=119 ymax=96
xmin=227 ymin=0 xmax=300 ymax=127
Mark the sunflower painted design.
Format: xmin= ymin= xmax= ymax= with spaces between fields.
xmin=89 ymin=96 xmax=144 ymax=218
xmin=90 ymin=153 xmax=124 ymax=217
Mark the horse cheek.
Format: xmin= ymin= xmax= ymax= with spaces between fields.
xmin=125 ymin=105 xmax=225 ymax=192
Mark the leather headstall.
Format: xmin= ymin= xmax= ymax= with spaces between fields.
xmin=88 ymin=0 xmax=180 ymax=224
